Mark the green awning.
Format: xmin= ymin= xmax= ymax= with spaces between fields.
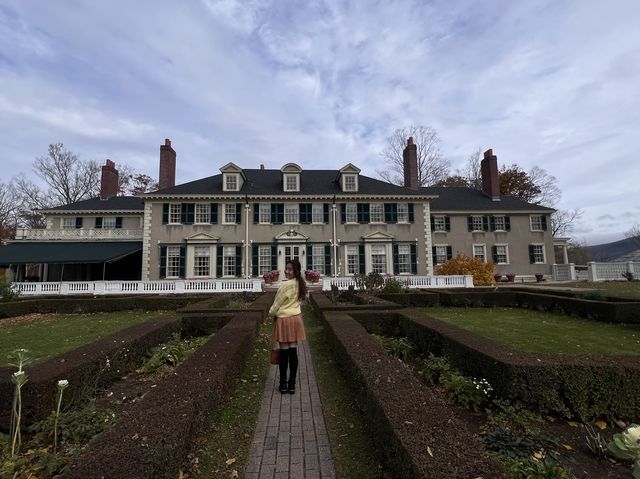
xmin=0 ymin=242 xmax=142 ymax=265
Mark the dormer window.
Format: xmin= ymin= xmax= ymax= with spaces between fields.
xmin=338 ymin=163 xmax=361 ymax=193
xmin=344 ymin=174 xmax=357 ymax=192
xmin=220 ymin=162 xmax=245 ymax=192
xmin=225 ymin=174 xmax=239 ymax=191
xmin=284 ymin=174 xmax=299 ymax=192
xmin=281 ymin=163 xmax=302 ymax=192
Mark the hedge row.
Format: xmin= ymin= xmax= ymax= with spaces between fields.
xmin=378 ymin=292 xmax=439 ymax=307
xmin=310 ymin=291 xmax=402 ymax=312
xmin=62 ymin=310 xmax=263 ymax=479
xmin=318 ymin=308 xmax=505 ymax=478
xmin=0 ymin=313 xmax=184 ymax=428
xmin=395 ymin=309 xmax=640 ymax=420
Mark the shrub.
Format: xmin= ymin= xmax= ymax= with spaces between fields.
xmin=381 ymin=278 xmax=405 ymax=294
xmin=420 ymin=354 xmax=453 ymax=385
xmin=371 ymin=334 xmax=414 ymax=361
xmin=139 ymin=333 xmax=208 ymax=375
xmin=503 ymin=457 xmax=573 ymax=479
xmin=622 ymin=272 xmax=635 ymax=281
xmin=435 ymin=254 xmax=495 ymax=286
xmin=440 ymin=371 xmax=490 ymax=412
xmin=0 ymin=279 xmax=19 ymax=303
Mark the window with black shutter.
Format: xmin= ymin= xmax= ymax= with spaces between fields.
xmin=210 ymin=203 xmax=218 ymax=224
xmin=299 ymin=203 xmax=312 ymax=224
xmin=75 ymin=217 xmax=83 ymax=229
xmin=271 ymin=203 xmax=284 ymax=224
xmin=410 ymin=243 xmax=417 ymax=274
xmin=162 ymin=203 xmax=169 ymax=224
xmin=384 ymin=203 xmax=398 ymax=223
xmin=159 ymin=246 xmax=167 ymax=278
xmin=235 ymin=245 xmax=242 ymax=277
xmin=408 ymin=203 xmax=415 ymax=223
xmin=252 ymin=245 xmax=259 ymax=276
xmin=357 ymin=203 xmax=370 ymax=223
xmin=392 ymin=244 xmax=399 ymax=274
xmin=323 ymin=204 xmax=329 ymax=224
xmin=358 ymin=244 xmax=365 ymax=274
xmin=95 ymin=217 xmax=103 ymax=229
xmin=216 ymin=246 xmax=223 ymax=277
xmin=181 ymin=203 xmax=195 ymax=224
xmin=235 ymin=204 xmax=243 ymax=224
xmin=444 ymin=216 xmax=451 ymax=231
xmin=115 ymin=217 xmax=122 ymax=229
xmin=271 ymin=245 xmax=278 ymax=271
xmin=340 ymin=204 xmax=346 ymax=223
xmin=253 ymin=204 xmax=259 ymax=224
xmin=179 ymin=246 xmax=186 ymax=278
xmin=324 ymin=245 xmax=332 ymax=276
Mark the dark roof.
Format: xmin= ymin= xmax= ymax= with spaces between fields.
xmin=150 ymin=170 xmax=428 ymax=196
xmin=44 ymin=196 xmax=144 ymax=212
xmin=422 ymin=187 xmax=555 ymax=212
xmin=0 ymin=241 xmax=142 ymax=265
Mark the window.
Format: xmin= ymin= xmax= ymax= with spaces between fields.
xmin=224 ymin=204 xmax=237 ymax=224
xmin=397 ymin=203 xmax=409 ymax=223
xmin=259 ymin=203 xmax=271 ymax=224
xmin=471 ymin=215 xmax=484 ymax=232
xmin=102 ymin=217 xmax=116 ymax=229
xmin=370 ymin=203 xmax=384 ymax=223
xmin=193 ymin=246 xmax=210 ymax=277
xmin=371 ymin=244 xmax=387 ymax=273
xmin=284 ymin=204 xmax=299 ymax=224
xmin=312 ymin=204 xmax=324 ymax=224
xmin=493 ymin=215 xmax=506 ymax=231
xmin=530 ymin=244 xmax=545 ymax=263
xmin=346 ymin=245 xmax=359 ymax=275
xmin=62 ymin=217 xmax=75 ymax=229
xmin=473 ymin=244 xmax=486 ymax=262
xmin=195 ymin=204 xmax=211 ymax=224
xmin=312 ymin=245 xmax=325 ymax=274
xmin=225 ymin=174 xmax=238 ymax=191
xmin=284 ymin=174 xmax=299 ymax=192
xmin=530 ymin=215 xmax=544 ymax=231
xmin=433 ymin=216 xmax=446 ymax=232
xmin=345 ymin=204 xmax=357 ymax=223
xmin=434 ymin=246 xmax=448 ymax=265
xmin=169 ymin=203 xmax=181 ymax=224
xmin=344 ymin=174 xmax=356 ymax=192
xmin=495 ymin=245 xmax=508 ymax=264
xmin=223 ymin=246 xmax=236 ymax=277
xmin=166 ymin=246 xmax=181 ymax=278
xmin=258 ymin=246 xmax=271 ymax=275
xmin=398 ymin=244 xmax=411 ymax=274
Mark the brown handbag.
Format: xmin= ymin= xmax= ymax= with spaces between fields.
xmin=270 ymin=348 xmax=280 ymax=365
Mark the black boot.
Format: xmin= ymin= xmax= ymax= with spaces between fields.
xmin=278 ymin=348 xmax=289 ymax=394
xmin=288 ymin=347 xmax=298 ymax=394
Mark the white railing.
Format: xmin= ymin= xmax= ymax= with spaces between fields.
xmin=11 ymin=279 xmax=263 ymax=296
xmin=552 ymin=263 xmax=576 ymax=282
xmin=14 ymin=228 xmax=143 ymax=241
xmin=587 ymin=261 xmax=639 ymax=282
xmin=322 ymin=275 xmax=474 ymax=291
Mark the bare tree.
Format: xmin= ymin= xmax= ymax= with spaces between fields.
xmin=459 ymin=148 xmax=483 ymax=190
xmin=567 ymin=240 xmax=592 ymax=264
xmin=528 ymin=166 xmax=561 ymax=207
xmin=377 ymin=126 xmax=451 ymax=187
xmin=625 ymin=223 xmax=640 ymax=249
xmin=551 ymin=208 xmax=583 ymax=237
xmin=0 ymin=182 xmax=19 ymax=240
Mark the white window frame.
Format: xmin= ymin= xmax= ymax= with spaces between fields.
xmin=434 ymin=245 xmax=448 ymax=265
xmin=193 ymin=246 xmax=210 ymax=277
xmin=397 ymin=244 xmax=411 ymax=274
xmin=259 ymin=203 xmax=271 ymax=224
xmin=495 ymin=244 xmax=509 ymax=264
xmin=284 ymin=203 xmax=299 ymax=224
xmin=471 ymin=215 xmax=484 ymax=232
xmin=224 ymin=173 xmax=239 ymax=192
xmin=101 ymin=217 xmax=116 ymax=229
xmin=312 ymin=203 xmax=324 ymax=224
xmin=284 ymin=174 xmax=299 ymax=192
xmin=493 ymin=215 xmax=506 ymax=231
xmin=169 ymin=203 xmax=182 ymax=224
xmin=312 ymin=245 xmax=325 ymax=275
xmin=62 ymin=217 xmax=76 ymax=229
xmin=473 ymin=244 xmax=486 ymax=262
xmin=433 ymin=215 xmax=446 ymax=232
xmin=223 ymin=204 xmax=237 ymax=224
xmin=258 ymin=245 xmax=271 ymax=276
xmin=369 ymin=203 xmax=384 ymax=223
xmin=195 ymin=204 xmax=211 ymax=224
xmin=343 ymin=174 xmax=357 ymax=192
xmin=531 ymin=243 xmax=546 ymax=264
xmin=166 ymin=246 xmax=181 ymax=278
xmin=346 ymin=245 xmax=359 ymax=275
xmin=223 ymin=246 xmax=236 ymax=277
xmin=345 ymin=204 xmax=357 ymax=223
xmin=530 ymin=215 xmax=544 ymax=231
xmin=397 ymin=203 xmax=409 ymax=224
xmin=370 ymin=244 xmax=388 ymax=274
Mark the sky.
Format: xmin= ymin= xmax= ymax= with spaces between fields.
xmin=1 ymin=0 xmax=639 ymax=246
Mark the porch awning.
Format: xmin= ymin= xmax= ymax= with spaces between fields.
xmin=0 ymin=242 xmax=142 ymax=265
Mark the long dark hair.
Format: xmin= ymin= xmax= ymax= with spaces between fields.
xmin=287 ymin=259 xmax=307 ymax=300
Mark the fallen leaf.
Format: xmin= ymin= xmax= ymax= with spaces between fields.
xmin=178 ymin=469 xmax=185 ymax=479
xmin=196 ymin=436 xmax=208 ymax=444
xmin=567 ymin=421 xmax=579 ymax=427
xmin=229 ymin=470 xmax=238 ymax=478
xmin=562 ymin=444 xmax=574 ymax=451
xmin=404 ymin=421 xmax=414 ymax=426
xmin=225 ymin=458 xmax=237 ymax=465
xmin=614 ymin=419 xmax=627 ymax=429
xmin=532 ymin=451 xmax=544 ymax=461
xmin=594 ymin=420 xmax=607 ymax=430
xmin=427 ymin=446 xmax=434 ymax=457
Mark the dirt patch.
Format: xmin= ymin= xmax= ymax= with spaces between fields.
xmin=0 ymin=312 xmax=57 ymax=328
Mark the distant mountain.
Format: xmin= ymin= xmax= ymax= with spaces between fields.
xmin=588 ymin=237 xmax=640 ymax=262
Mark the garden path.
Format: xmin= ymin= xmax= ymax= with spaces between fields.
xmin=245 ymin=339 xmax=336 ymax=479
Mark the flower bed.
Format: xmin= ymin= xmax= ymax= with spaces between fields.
xmin=310 ymin=290 xmax=403 ymax=312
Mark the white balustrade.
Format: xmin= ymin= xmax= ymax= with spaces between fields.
xmin=586 ymin=261 xmax=638 ymax=282
xmin=552 ymin=264 xmax=576 ymax=282
xmin=322 ymin=275 xmax=474 ymax=291
xmin=14 ymin=228 xmax=143 ymax=241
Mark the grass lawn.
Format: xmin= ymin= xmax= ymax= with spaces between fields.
xmin=0 ymin=310 xmax=166 ymax=367
xmin=421 ymin=307 xmax=640 ymax=355
xmin=533 ymin=281 xmax=640 ymax=300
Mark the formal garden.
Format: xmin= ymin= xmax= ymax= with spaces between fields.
xmin=0 ymin=275 xmax=639 ymax=478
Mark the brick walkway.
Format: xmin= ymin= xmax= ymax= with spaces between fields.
xmin=245 ymin=340 xmax=336 ymax=479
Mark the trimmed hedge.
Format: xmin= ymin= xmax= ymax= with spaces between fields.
xmin=378 ymin=292 xmax=439 ymax=307
xmin=397 ymin=309 xmax=640 ymax=420
xmin=62 ymin=310 xmax=263 ymax=479
xmin=0 ymin=313 xmax=183 ymax=428
xmin=318 ymin=307 xmax=506 ymax=478
xmin=309 ymin=291 xmax=402 ymax=312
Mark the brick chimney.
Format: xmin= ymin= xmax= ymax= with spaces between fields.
xmin=100 ymin=159 xmax=119 ymax=199
xmin=403 ymin=137 xmax=419 ymax=190
xmin=158 ymin=138 xmax=176 ymax=190
xmin=481 ymin=149 xmax=500 ymax=200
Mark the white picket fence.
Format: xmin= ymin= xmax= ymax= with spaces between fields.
xmin=322 ymin=275 xmax=474 ymax=291
xmin=553 ymin=261 xmax=640 ymax=282
xmin=11 ymin=279 xmax=263 ymax=296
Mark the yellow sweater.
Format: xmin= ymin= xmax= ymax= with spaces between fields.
xmin=269 ymin=279 xmax=301 ymax=318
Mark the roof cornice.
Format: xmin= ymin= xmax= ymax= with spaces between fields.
xmin=139 ymin=194 xmax=438 ymax=201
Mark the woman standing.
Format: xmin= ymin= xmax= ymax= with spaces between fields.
xmin=269 ymin=258 xmax=307 ymax=394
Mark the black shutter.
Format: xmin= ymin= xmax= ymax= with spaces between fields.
xmin=272 ymin=203 xmax=284 ymax=224
xmin=95 ymin=217 xmax=103 ymax=229
xmin=505 ymin=216 xmax=511 ymax=231
xmin=359 ymin=244 xmax=365 ymax=274
xmin=340 ymin=204 xmax=346 ymax=223
xmin=489 ymin=216 xmax=496 ymax=231
xmin=468 ymin=216 xmax=474 ymax=232
xmin=529 ymin=245 xmax=535 ymax=264
xmin=210 ymin=203 xmax=218 ymax=224
xmin=159 ymin=246 xmax=167 ymax=279
xmin=357 ymin=204 xmax=370 ymax=223
xmin=162 ymin=204 xmax=169 ymax=224
xmin=236 ymin=203 xmax=243 ymax=224
xmin=410 ymin=243 xmax=417 ymax=274
xmin=252 ymin=245 xmax=259 ymax=276
xmin=75 ymin=217 xmax=83 ymax=229
xmin=179 ymin=246 xmax=186 ymax=278
xmin=115 ymin=217 xmax=122 ymax=229
xmin=271 ymin=245 xmax=278 ymax=271
xmin=323 ymin=203 xmax=329 ymax=224
xmin=444 ymin=216 xmax=451 ymax=232
xmin=324 ymin=245 xmax=332 ymax=276
xmin=392 ymin=244 xmax=399 ymax=275
xmin=216 ymin=246 xmax=223 ymax=277
xmin=430 ymin=216 xmax=435 ymax=231
xmin=446 ymin=246 xmax=453 ymax=260
xmin=307 ymin=245 xmax=314 ymax=271
xmin=385 ymin=204 xmax=398 ymax=223
xmin=482 ymin=216 xmax=489 ymax=231
xmin=182 ymin=203 xmax=194 ymax=224
xmin=492 ymin=246 xmax=498 ymax=263
xmin=253 ymin=204 xmax=259 ymax=224
xmin=300 ymin=203 xmax=311 ymax=224
xmin=235 ymin=245 xmax=242 ymax=277
xmin=541 ymin=216 xmax=548 ymax=231
xmin=408 ymin=203 xmax=414 ymax=223
xmin=432 ymin=246 xmax=437 ymax=266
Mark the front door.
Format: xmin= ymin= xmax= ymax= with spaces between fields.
xmin=278 ymin=244 xmax=306 ymax=273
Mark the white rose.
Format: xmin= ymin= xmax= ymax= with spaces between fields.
xmin=57 ymin=379 xmax=69 ymax=389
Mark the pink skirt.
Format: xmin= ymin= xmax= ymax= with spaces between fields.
xmin=272 ymin=314 xmax=306 ymax=343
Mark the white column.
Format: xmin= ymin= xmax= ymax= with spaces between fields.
xmin=569 ymin=263 xmax=576 ymax=281
xmin=562 ymin=245 xmax=569 ymax=264
xmin=332 ymin=203 xmax=338 ymax=277
xmin=245 ymin=203 xmax=251 ymax=278
xmin=587 ymin=261 xmax=598 ymax=282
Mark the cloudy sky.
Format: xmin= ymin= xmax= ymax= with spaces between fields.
xmin=1 ymin=0 xmax=639 ymax=245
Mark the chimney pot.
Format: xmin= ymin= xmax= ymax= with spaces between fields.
xmin=481 ymin=148 xmax=500 ymax=200
xmin=407 ymin=137 xmax=414 ymax=146
xmin=100 ymin=159 xmax=119 ymax=200
xmin=159 ymin=139 xmax=176 ymax=190
xmin=165 ymin=138 xmax=171 ymax=146
xmin=402 ymin=137 xmax=419 ymax=190
xmin=260 ymin=164 xmax=264 ymax=170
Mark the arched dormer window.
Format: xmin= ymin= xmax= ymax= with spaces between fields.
xmin=281 ymin=163 xmax=302 ymax=192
